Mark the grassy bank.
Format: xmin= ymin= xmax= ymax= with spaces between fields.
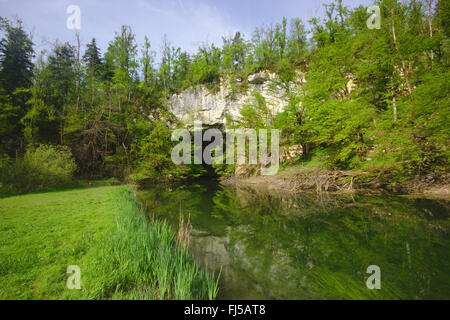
xmin=0 ymin=185 xmax=218 ymax=299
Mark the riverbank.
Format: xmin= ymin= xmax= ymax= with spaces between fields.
xmin=220 ymin=166 xmax=450 ymax=199
xmin=0 ymin=185 xmax=218 ymax=299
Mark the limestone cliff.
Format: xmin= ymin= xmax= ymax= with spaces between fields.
xmin=166 ymin=70 xmax=305 ymax=127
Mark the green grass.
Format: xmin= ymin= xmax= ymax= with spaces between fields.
xmin=0 ymin=185 xmax=218 ymax=300
xmin=0 ymin=177 xmax=121 ymax=199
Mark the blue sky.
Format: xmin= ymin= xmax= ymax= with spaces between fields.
xmin=0 ymin=0 xmax=374 ymax=59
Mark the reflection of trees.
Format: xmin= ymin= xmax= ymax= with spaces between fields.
xmin=138 ymin=183 xmax=449 ymax=299
xmin=210 ymin=186 xmax=450 ymax=299
xmin=138 ymin=182 xmax=230 ymax=236
xmin=138 ymin=183 xmax=199 ymax=223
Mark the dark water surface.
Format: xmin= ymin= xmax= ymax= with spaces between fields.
xmin=138 ymin=180 xmax=450 ymax=299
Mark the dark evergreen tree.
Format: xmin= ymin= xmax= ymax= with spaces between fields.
xmin=0 ymin=17 xmax=34 ymax=153
xmin=83 ymin=38 xmax=103 ymax=77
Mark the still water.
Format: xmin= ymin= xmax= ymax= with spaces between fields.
xmin=138 ymin=180 xmax=450 ymax=299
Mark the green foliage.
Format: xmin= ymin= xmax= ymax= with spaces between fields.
xmin=212 ymin=159 xmax=236 ymax=177
xmin=133 ymin=120 xmax=174 ymax=180
xmin=130 ymin=120 xmax=206 ymax=183
xmin=304 ymin=98 xmax=377 ymax=168
xmin=0 ymin=144 xmax=76 ymax=195
xmin=0 ymin=17 xmax=34 ymax=100
xmin=189 ymin=44 xmax=222 ymax=89
xmin=237 ymin=90 xmax=272 ymax=128
xmin=0 ymin=17 xmax=34 ymax=152
xmin=293 ymin=0 xmax=449 ymax=175
xmin=83 ymin=38 xmax=103 ymax=77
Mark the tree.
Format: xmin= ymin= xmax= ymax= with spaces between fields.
xmin=436 ymin=0 xmax=449 ymax=37
xmin=252 ymin=23 xmax=278 ymax=69
xmin=287 ymin=18 xmax=307 ymax=64
xmin=46 ymin=42 xmax=76 ymax=143
xmin=0 ymin=18 xmax=34 ymax=103
xmin=104 ymin=25 xmax=138 ymax=108
xmin=190 ymin=43 xmax=221 ymax=88
xmin=83 ymin=38 xmax=103 ymax=77
xmin=22 ymin=52 xmax=47 ymax=144
xmin=141 ymin=36 xmax=155 ymax=89
xmin=83 ymin=38 xmax=103 ymax=108
xmin=0 ymin=17 xmax=34 ymax=152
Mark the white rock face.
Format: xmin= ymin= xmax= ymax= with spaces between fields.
xmin=166 ymin=71 xmax=305 ymax=127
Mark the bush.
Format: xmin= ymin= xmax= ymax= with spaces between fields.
xmin=0 ymin=144 xmax=77 ymax=195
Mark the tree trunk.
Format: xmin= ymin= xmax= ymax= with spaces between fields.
xmin=391 ymin=77 xmax=398 ymax=123
xmin=391 ymin=8 xmax=416 ymax=121
xmin=75 ymin=33 xmax=81 ymax=112
xmin=393 ymin=94 xmax=398 ymax=123
xmin=427 ymin=0 xmax=434 ymax=61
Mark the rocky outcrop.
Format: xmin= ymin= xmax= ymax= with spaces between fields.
xmin=166 ymin=71 xmax=305 ymax=127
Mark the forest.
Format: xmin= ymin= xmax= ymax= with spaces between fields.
xmin=0 ymin=0 xmax=449 ymax=195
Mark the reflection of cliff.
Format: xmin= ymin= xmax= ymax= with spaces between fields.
xmin=190 ymin=233 xmax=229 ymax=271
xmin=190 ymin=227 xmax=311 ymax=300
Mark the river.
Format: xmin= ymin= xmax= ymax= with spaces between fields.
xmin=137 ymin=180 xmax=450 ymax=299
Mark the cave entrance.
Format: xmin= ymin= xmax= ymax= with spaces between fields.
xmin=192 ymin=123 xmax=225 ymax=178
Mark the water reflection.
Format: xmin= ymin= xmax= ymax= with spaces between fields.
xmin=138 ymin=180 xmax=450 ymax=299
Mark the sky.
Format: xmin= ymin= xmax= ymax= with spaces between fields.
xmin=0 ymin=0 xmax=374 ymax=61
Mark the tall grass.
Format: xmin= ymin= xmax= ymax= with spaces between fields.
xmin=81 ymin=186 xmax=219 ymax=300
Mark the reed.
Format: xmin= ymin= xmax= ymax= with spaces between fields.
xmin=82 ymin=186 xmax=219 ymax=300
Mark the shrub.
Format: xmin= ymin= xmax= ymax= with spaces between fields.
xmin=0 ymin=144 xmax=77 ymax=195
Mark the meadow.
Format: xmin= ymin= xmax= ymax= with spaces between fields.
xmin=0 ymin=185 xmax=218 ymax=299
